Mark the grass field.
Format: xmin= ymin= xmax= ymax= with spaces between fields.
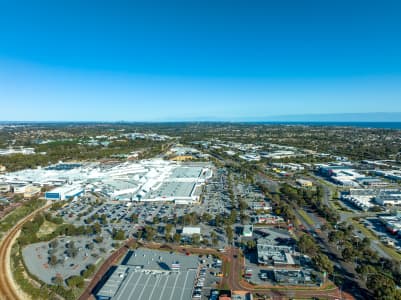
xmin=36 ymin=220 xmax=59 ymax=238
xmin=298 ymin=209 xmax=315 ymax=226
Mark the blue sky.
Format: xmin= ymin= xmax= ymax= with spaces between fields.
xmin=0 ymin=0 xmax=400 ymax=121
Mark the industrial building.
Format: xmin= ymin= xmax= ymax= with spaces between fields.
xmin=318 ymin=165 xmax=362 ymax=186
xmin=341 ymin=189 xmax=376 ymax=211
xmin=342 ymin=189 xmax=401 ymax=209
xmin=375 ymin=189 xmax=401 ymax=206
xmin=96 ymin=249 xmax=199 ymax=300
xmin=257 ymin=238 xmax=296 ymax=266
xmin=239 ymin=153 xmax=261 ymax=162
xmin=262 ymin=150 xmax=300 ymax=159
xmin=272 ymin=163 xmax=305 ymax=171
xmin=356 ymin=177 xmax=387 ymax=187
xmin=375 ymin=170 xmax=401 ymax=182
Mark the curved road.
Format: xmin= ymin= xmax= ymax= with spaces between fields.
xmin=0 ymin=203 xmax=51 ymax=300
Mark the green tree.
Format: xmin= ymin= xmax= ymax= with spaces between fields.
xmin=246 ymin=239 xmax=256 ymax=250
xmin=165 ymin=224 xmax=173 ymax=241
xmin=341 ymin=244 xmax=355 ymax=262
xmin=50 ymin=239 xmax=59 ymax=249
xmin=367 ymin=273 xmax=398 ymax=300
xmin=92 ymin=222 xmax=102 ymax=234
xmin=298 ymin=234 xmax=318 ymax=256
xmin=100 ymin=214 xmax=107 ymax=225
xmin=52 ymin=275 xmax=64 ymax=286
xmin=201 ymin=213 xmax=212 ymax=223
xmin=312 ymin=253 xmax=334 ymax=274
xmin=356 ymin=264 xmax=376 ymax=282
xmin=49 ymin=254 xmax=58 ymax=266
xmin=192 ymin=234 xmax=201 ymax=246
xmin=173 ymin=233 xmax=181 ymax=244
xmin=211 ymin=231 xmax=218 ymax=247
xmin=144 ymin=226 xmax=156 ymax=241
xmin=239 ymin=200 xmax=248 ymax=211
xmin=93 ymin=235 xmax=103 ymax=243
xmin=82 ymin=264 xmax=96 ymax=278
xmin=215 ymin=215 xmax=223 ymax=227
xmin=66 ymin=275 xmax=84 ymax=288
xmin=229 ymin=210 xmax=237 ymax=225
xmin=225 ymin=226 xmax=233 ymax=244
xmin=112 ymin=228 xmax=125 ymax=240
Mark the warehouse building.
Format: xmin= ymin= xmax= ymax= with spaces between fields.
xmin=341 ymin=189 xmax=376 ymax=211
xmin=356 ymin=177 xmax=387 ymax=187
xmin=375 ymin=189 xmax=401 ymax=206
xmin=96 ymin=249 xmax=199 ymax=300
xmin=375 ymin=170 xmax=401 ymax=182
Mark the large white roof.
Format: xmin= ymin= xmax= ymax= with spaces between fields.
xmin=1 ymin=159 xmax=213 ymax=202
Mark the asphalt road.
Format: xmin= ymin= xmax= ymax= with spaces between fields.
xmin=294 ymin=206 xmax=371 ymax=300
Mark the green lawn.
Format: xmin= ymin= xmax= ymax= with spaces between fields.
xmin=298 ymin=209 xmax=315 ymax=226
xmin=36 ymin=220 xmax=59 ymax=238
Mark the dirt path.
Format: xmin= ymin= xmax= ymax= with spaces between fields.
xmin=0 ymin=203 xmax=51 ymax=300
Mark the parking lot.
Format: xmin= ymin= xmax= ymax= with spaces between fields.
xmin=192 ymin=254 xmax=223 ymax=299
xmin=22 ymin=235 xmax=114 ymax=284
xmin=363 ymin=217 xmax=401 ymax=251
xmin=21 ymin=166 xmax=280 ymax=288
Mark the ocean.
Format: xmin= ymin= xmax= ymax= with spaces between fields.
xmin=257 ymin=122 xmax=401 ymax=129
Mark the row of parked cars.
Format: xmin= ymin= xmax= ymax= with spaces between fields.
xmin=192 ymin=267 xmax=207 ymax=299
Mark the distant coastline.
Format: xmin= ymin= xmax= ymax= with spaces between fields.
xmin=253 ymin=122 xmax=401 ymax=129
xmin=1 ymin=121 xmax=401 ymax=130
